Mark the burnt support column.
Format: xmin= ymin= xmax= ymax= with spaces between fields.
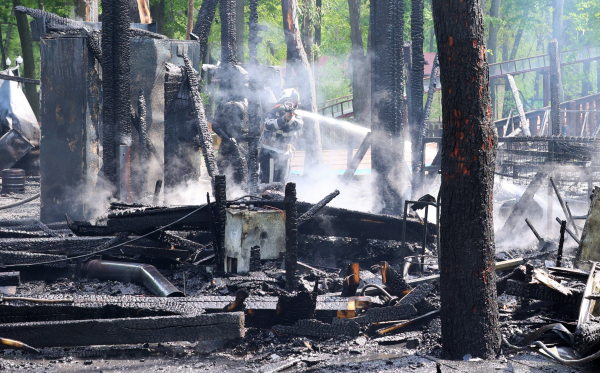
xmin=215 ymin=175 xmax=227 ymax=271
xmin=370 ymin=0 xmax=405 ymax=214
xmin=192 ymin=0 xmax=218 ymax=62
xmin=101 ymin=0 xmax=132 ymax=196
xmin=220 ymin=0 xmax=237 ymax=66
xmin=285 ymin=182 xmax=298 ymax=292
xmin=137 ymin=90 xmax=149 ymax=200
xmin=549 ymin=39 xmax=561 ymax=136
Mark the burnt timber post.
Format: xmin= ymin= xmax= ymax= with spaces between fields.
xmin=369 ymin=0 xmax=405 ymax=214
xmin=432 ymin=0 xmax=500 ymax=359
xmin=101 ymin=0 xmax=132 ymax=198
xmin=410 ymin=0 xmax=425 ymax=198
xmin=215 ymin=175 xmax=227 ymax=271
xmin=285 ymin=182 xmax=298 ymax=291
xmin=192 ymin=0 xmax=218 ymax=62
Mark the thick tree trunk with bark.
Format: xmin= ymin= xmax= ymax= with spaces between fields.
xmin=432 ymin=0 xmax=500 ymax=359
xmin=348 ymin=0 xmax=370 ymax=123
xmin=281 ymin=0 xmax=323 ymax=169
xmin=0 ymin=23 xmax=6 ymax=70
xmin=74 ymin=0 xmax=86 ymax=20
xmin=410 ymin=0 xmax=425 ymax=198
xmin=13 ymin=0 xmax=40 ymax=121
xmin=302 ymin=0 xmax=314 ymax=60
xmin=370 ymin=0 xmax=405 ymax=214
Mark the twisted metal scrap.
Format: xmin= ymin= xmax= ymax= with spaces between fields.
xmin=183 ymin=54 xmax=219 ymax=191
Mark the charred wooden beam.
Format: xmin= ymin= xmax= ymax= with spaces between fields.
xmin=505 ymin=279 xmax=581 ymax=305
xmin=101 ymin=0 xmax=132 ymax=190
xmin=192 ymin=0 xmax=218 ymax=60
xmin=183 ymin=54 xmax=219 ymax=191
xmin=0 ymin=251 xmax=67 ymax=268
xmin=398 ymin=283 xmax=434 ymax=306
xmin=499 ymin=171 xmax=547 ymax=237
xmin=274 ymin=291 xmax=316 ymax=326
xmin=248 ymin=0 xmax=259 ymax=64
xmin=0 ymin=312 xmax=244 ymax=348
xmin=342 ymin=132 xmax=372 ymax=182
xmin=146 ymin=231 xmax=204 ymax=252
xmin=352 ymin=304 xmax=418 ymax=325
xmin=0 ymin=237 xmax=117 ymax=256
xmin=272 ymin=318 xmax=360 ymax=338
xmin=574 ymin=321 xmax=600 ymax=355
xmin=297 ymin=189 xmax=340 ymax=225
xmin=214 ymin=175 xmax=227 ymax=271
xmin=220 ymin=0 xmax=237 ymax=65
xmin=285 ymin=182 xmax=298 ymax=291
xmin=0 ymin=272 xmax=20 ymax=286
xmin=0 ymin=228 xmax=50 ymax=239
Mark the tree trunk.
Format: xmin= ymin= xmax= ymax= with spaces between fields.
xmin=315 ymin=0 xmax=322 ymax=45
xmin=186 ymin=0 xmax=194 ymax=39
xmin=501 ymin=28 xmax=523 ymax=118
xmin=487 ymin=0 xmax=500 ymax=118
xmin=0 ymin=23 xmax=6 ymax=70
xmin=552 ymin=0 xmax=563 ymax=49
xmin=236 ymin=0 xmax=245 ymax=62
xmin=74 ymin=0 xmax=86 ymax=20
xmin=549 ymin=39 xmax=561 ymax=135
xmin=2 ymin=23 xmax=12 ymax=64
xmin=13 ymin=0 xmax=40 ymax=121
xmin=429 ymin=26 xmax=434 ymax=52
xmin=348 ymin=0 xmax=370 ymax=123
xmin=220 ymin=0 xmax=237 ymax=65
xmin=150 ymin=0 xmax=165 ymax=34
xmin=582 ymin=60 xmax=591 ymax=97
xmin=370 ymin=0 xmax=405 ymax=214
xmin=302 ymin=0 xmax=314 ymax=60
xmin=37 ymin=0 xmax=44 ymax=10
xmin=192 ymin=0 xmax=218 ymax=63
xmin=410 ymin=0 xmax=425 ymax=198
xmin=432 ymin=0 xmax=501 ymax=359
xmin=281 ymin=0 xmax=323 ymax=169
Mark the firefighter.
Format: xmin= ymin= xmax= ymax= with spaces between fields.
xmin=259 ymin=88 xmax=303 ymax=184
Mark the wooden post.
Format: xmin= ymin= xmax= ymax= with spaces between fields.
xmin=285 ymin=182 xmax=298 ymax=291
xmin=549 ymin=39 xmax=561 ymax=136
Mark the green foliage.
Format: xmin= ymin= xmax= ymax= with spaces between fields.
xmin=316 ymin=56 xmax=351 ymax=101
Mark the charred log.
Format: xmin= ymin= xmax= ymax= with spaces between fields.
xmin=192 ymin=0 xmax=218 ymax=61
xmin=285 ymin=182 xmax=298 ymax=291
xmin=272 ymin=318 xmax=360 ymax=338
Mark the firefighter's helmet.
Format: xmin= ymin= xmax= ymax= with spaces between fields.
xmin=277 ymin=88 xmax=300 ymax=108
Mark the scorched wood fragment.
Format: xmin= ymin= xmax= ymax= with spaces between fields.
xmin=272 ymin=318 xmax=360 ymax=338
xmin=0 ymin=313 xmax=244 ymax=348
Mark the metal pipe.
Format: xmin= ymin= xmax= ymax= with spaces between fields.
xmin=82 ymin=260 xmax=184 ymax=297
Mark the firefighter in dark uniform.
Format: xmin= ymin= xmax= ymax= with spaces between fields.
xmin=259 ymin=88 xmax=303 ymax=183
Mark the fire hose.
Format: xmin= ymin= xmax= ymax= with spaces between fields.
xmin=0 ymin=193 xmax=40 ymax=210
